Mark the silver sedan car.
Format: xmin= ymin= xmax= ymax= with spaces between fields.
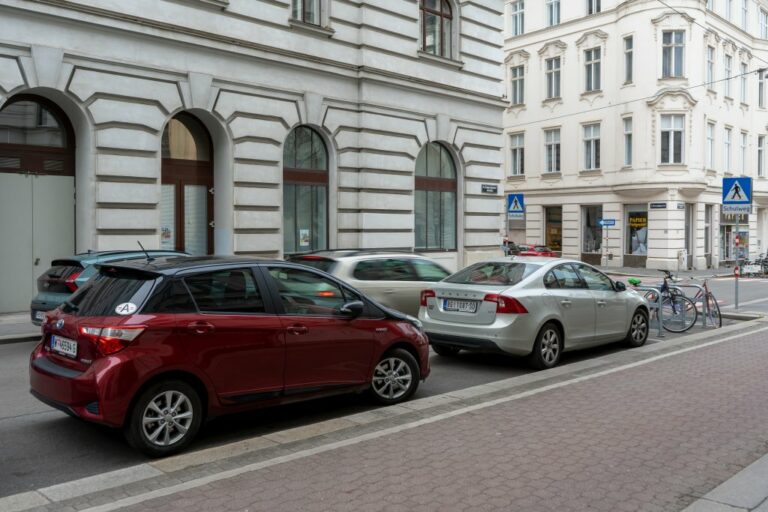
xmin=418 ymin=257 xmax=649 ymax=369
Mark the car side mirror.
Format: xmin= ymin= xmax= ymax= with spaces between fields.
xmin=339 ymin=300 xmax=365 ymax=318
xmin=614 ymin=281 xmax=627 ymax=292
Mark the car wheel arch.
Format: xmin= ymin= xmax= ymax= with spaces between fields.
xmin=384 ymin=341 xmax=424 ymax=377
xmin=535 ymin=318 xmax=565 ymax=350
xmin=125 ymin=370 xmax=210 ymax=427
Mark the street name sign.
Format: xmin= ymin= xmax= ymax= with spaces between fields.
xmin=598 ymin=218 xmax=616 ymax=227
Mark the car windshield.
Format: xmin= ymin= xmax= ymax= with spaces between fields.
xmin=288 ymin=256 xmax=337 ymax=273
xmin=445 ymin=262 xmax=541 ymax=286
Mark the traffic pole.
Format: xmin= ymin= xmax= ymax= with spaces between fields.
xmin=735 ymin=219 xmax=739 ymax=310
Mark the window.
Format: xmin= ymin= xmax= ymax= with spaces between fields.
xmin=741 ymin=63 xmax=748 ymax=103
xmin=510 ymin=0 xmax=524 ymax=36
xmin=584 ymin=48 xmax=601 ymax=92
xmin=185 ymin=269 xmax=265 ymax=314
xmin=546 ymin=0 xmax=560 ymax=26
xmin=143 ymin=280 xmax=197 ymax=314
xmin=726 ymin=0 xmax=733 ymax=20
xmin=725 ymin=127 xmax=732 ymax=172
xmin=624 ymin=36 xmax=633 ymax=84
xmin=575 ymin=264 xmax=613 ymax=291
xmin=446 ymin=261 xmax=540 ymax=286
xmin=353 ymin=259 xmax=418 ymax=281
xmin=626 ymin=206 xmax=648 ymax=255
xmin=582 ymin=205 xmax=602 ymax=254
xmin=587 ymin=0 xmax=601 ymax=15
xmin=741 ymin=131 xmax=748 ymax=173
xmin=662 ymin=31 xmax=684 ymax=78
xmin=707 ymin=0 xmax=713 ymax=9
xmin=761 ymin=9 xmax=768 ymax=38
xmin=283 ymin=126 xmax=329 ymax=255
xmin=545 ymin=57 xmax=561 ymax=99
xmin=725 ymin=54 xmax=733 ymax=97
xmin=707 ymin=46 xmax=715 ymax=89
xmin=545 ymin=129 xmax=561 ymax=173
xmin=583 ymin=124 xmax=600 ymax=170
xmin=742 ymin=0 xmax=748 ymax=29
xmin=509 ymin=133 xmax=525 ymax=176
xmin=660 ymin=114 xmax=684 ymax=164
xmin=545 ymin=264 xmax=584 ymax=289
xmin=510 ymin=65 xmax=524 ymax=105
xmin=421 ymin=0 xmax=453 ymax=59
xmin=267 ymin=267 xmax=352 ymax=316
xmin=291 ymin=0 xmax=321 ymax=25
xmin=760 ymin=71 xmax=766 ymax=107
xmin=707 ymin=122 xmax=715 ymax=169
xmin=705 ymin=205 xmax=712 ymax=255
xmin=623 ymin=117 xmax=633 ymax=166
xmin=759 ymin=135 xmax=765 ymax=177
xmin=411 ymin=259 xmax=450 ymax=281
xmin=64 ymin=272 xmax=155 ymax=317
xmin=415 ymin=142 xmax=457 ymax=251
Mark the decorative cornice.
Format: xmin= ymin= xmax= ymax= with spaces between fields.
xmin=575 ymin=30 xmax=608 ymax=48
xmin=504 ymin=49 xmax=530 ymax=63
xmin=651 ymin=10 xmax=695 ymax=25
xmin=537 ymin=40 xmax=567 ymax=57
xmin=646 ymin=87 xmax=698 ymax=108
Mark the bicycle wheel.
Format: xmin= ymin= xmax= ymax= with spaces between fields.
xmin=706 ymin=293 xmax=722 ymax=328
xmin=660 ymin=294 xmax=698 ymax=333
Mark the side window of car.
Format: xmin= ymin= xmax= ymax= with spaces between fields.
xmin=184 ymin=269 xmax=265 ymax=314
xmin=267 ymin=266 xmax=348 ymax=315
xmin=551 ymin=264 xmax=585 ymax=289
xmin=543 ymin=271 xmax=560 ymax=289
xmin=143 ymin=279 xmax=197 ymax=313
xmin=411 ymin=259 xmax=450 ymax=282
xmin=353 ymin=258 xmax=418 ymax=281
xmin=575 ymin=264 xmax=614 ymax=291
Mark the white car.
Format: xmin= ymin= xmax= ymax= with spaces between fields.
xmin=418 ymin=257 xmax=649 ymax=369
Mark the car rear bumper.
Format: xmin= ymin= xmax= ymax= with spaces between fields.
xmin=420 ymin=314 xmax=535 ymax=356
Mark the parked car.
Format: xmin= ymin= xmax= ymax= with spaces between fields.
xmin=30 ymin=256 xmax=429 ymax=456
xmin=287 ymin=251 xmax=451 ymax=316
xmin=418 ymin=257 xmax=649 ymax=369
xmin=30 ymin=250 xmax=188 ymax=325
xmin=518 ymin=245 xmax=558 ymax=257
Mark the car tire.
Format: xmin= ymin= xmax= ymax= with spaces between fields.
xmin=625 ymin=308 xmax=649 ymax=348
xmin=124 ymin=380 xmax=203 ymax=458
xmin=528 ymin=322 xmax=563 ymax=370
xmin=369 ymin=348 xmax=420 ymax=406
xmin=431 ymin=344 xmax=461 ymax=357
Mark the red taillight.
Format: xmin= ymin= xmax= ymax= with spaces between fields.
xmin=420 ymin=289 xmax=436 ymax=307
xmin=483 ymin=294 xmax=528 ymax=314
xmin=65 ymin=271 xmax=82 ymax=292
xmin=301 ymin=256 xmax=325 ymax=260
xmin=80 ymin=326 xmax=146 ymax=355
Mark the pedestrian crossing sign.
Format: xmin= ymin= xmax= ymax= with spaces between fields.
xmin=507 ymin=193 xmax=524 ymax=219
xmin=722 ymin=177 xmax=752 ymax=214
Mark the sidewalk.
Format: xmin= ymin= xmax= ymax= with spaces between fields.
xmin=0 ymin=312 xmax=40 ymax=342
xmin=598 ymin=265 xmax=733 ymax=279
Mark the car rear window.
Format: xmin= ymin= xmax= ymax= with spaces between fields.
xmin=62 ymin=268 xmax=157 ymax=316
xmin=445 ymin=262 xmax=541 ymax=286
xmin=288 ymin=256 xmax=337 ymax=273
xmin=37 ymin=262 xmax=84 ymax=293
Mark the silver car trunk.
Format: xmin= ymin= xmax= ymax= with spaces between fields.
xmin=426 ymin=285 xmax=507 ymax=325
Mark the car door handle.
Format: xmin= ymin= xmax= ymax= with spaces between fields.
xmin=187 ymin=321 xmax=215 ymax=335
xmin=286 ymin=324 xmax=308 ymax=335
xmin=383 ymin=289 xmax=396 ymax=295
xmin=596 ymin=300 xmax=607 ymax=307
xmin=560 ymin=300 xmax=572 ymax=308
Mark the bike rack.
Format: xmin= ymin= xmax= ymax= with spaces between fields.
xmin=671 ymin=283 xmax=710 ymax=329
xmin=629 ymin=285 xmax=665 ymax=338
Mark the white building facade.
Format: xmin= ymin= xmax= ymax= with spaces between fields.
xmin=503 ymin=0 xmax=768 ymax=270
xmin=0 ymin=0 xmax=505 ymax=313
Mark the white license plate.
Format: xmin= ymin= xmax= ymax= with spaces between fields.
xmin=443 ymin=299 xmax=478 ymax=313
xmin=51 ymin=335 xmax=77 ymax=358
xmin=34 ymin=310 xmax=46 ymax=321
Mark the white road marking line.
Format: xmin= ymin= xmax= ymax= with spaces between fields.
xmin=78 ymin=325 xmax=768 ymax=512
xmin=38 ymin=465 xmax=163 ymax=502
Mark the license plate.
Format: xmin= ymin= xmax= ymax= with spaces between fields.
xmin=443 ymin=299 xmax=478 ymax=313
xmin=51 ymin=335 xmax=77 ymax=358
xmin=34 ymin=310 xmax=46 ymax=321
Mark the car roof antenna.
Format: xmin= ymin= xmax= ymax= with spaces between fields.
xmin=137 ymin=241 xmax=155 ymax=263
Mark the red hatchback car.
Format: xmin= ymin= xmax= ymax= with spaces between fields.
xmin=30 ymin=257 xmax=430 ymax=456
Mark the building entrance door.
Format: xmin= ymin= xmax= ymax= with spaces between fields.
xmin=685 ymin=203 xmax=694 ymax=270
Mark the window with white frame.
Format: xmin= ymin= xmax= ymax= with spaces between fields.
xmin=707 ymin=0 xmax=713 ymax=9
xmin=759 ymin=135 xmax=765 ymax=177
xmin=587 ymin=0 xmax=601 ymax=15
xmin=545 ymin=129 xmax=561 ymax=173
xmin=546 ymin=57 xmax=561 ymax=99
xmin=547 ymin=0 xmax=560 ymax=26
xmin=726 ymin=0 xmax=733 ymax=21
xmin=292 ymin=0 xmax=322 ymax=25
xmin=510 ymin=65 xmax=524 ymax=105
xmin=760 ymin=71 xmax=766 ymax=108
xmin=707 ymin=46 xmax=715 ymax=89
xmin=583 ymin=124 xmax=600 ymax=170
xmin=742 ymin=0 xmax=748 ymax=30
xmin=623 ymin=117 xmax=633 ymax=166
xmin=584 ymin=48 xmax=601 ymax=92
xmin=660 ymin=114 xmax=684 ymax=164
xmin=707 ymin=122 xmax=715 ymax=169
xmin=761 ymin=9 xmax=768 ymax=38
xmin=509 ymin=133 xmax=524 ymax=176
xmin=510 ymin=1 xmax=524 ymax=37
xmin=662 ymin=31 xmax=684 ymax=78
xmin=740 ymin=131 xmax=748 ymax=173
xmin=624 ymin=36 xmax=633 ymax=84
xmin=725 ymin=54 xmax=733 ymax=97
xmin=725 ymin=127 xmax=732 ymax=172
xmin=741 ymin=63 xmax=748 ymax=103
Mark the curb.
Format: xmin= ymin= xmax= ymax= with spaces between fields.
xmin=721 ymin=312 xmax=764 ymax=321
xmin=0 ymin=333 xmax=40 ymax=344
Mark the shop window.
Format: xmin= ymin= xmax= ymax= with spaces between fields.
xmin=545 ymin=206 xmax=562 ymax=252
xmin=415 ymin=142 xmax=457 ymax=251
xmin=582 ymin=206 xmax=602 ymax=254
xmin=626 ymin=207 xmax=648 ymax=255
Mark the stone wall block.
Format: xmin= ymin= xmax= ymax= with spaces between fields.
xmin=0 ymin=56 xmax=25 ymax=93
xmin=69 ymin=69 xmax=182 ymax=113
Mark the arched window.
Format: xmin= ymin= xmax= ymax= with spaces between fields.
xmin=0 ymin=96 xmax=75 ymax=175
xmin=415 ymin=142 xmax=456 ymax=251
xmin=421 ymin=0 xmax=453 ymax=59
xmin=283 ymin=126 xmax=328 ymax=254
xmin=160 ymin=113 xmax=213 ymax=255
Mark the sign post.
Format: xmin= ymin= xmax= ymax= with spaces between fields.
xmin=722 ymin=177 xmax=752 ymax=310
xmin=598 ymin=219 xmax=616 ymax=266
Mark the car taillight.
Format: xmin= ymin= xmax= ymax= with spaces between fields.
xmin=80 ymin=326 xmax=146 ymax=355
xmin=420 ymin=289 xmax=436 ymax=307
xmin=483 ymin=294 xmax=528 ymax=314
xmin=65 ymin=271 xmax=82 ymax=292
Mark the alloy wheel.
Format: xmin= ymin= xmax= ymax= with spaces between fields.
xmin=372 ymin=357 xmax=413 ymax=400
xmin=141 ymin=390 xmax=194 ymax=447
xmin=630 ymin=312 xmax=648 ymax=343
xmin=540 ymin=328 xmax=560 ymax=365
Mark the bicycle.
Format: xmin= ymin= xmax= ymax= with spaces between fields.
xmin=638 ymin=270 xmax=698 ymax=333
xmin=689 ymin=276 xmax=722 ymax=328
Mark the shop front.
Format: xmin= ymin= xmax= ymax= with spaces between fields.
xmin=720 ymin=213 xmax=749 ymax=264
xmin=624 ymin=205 xmax=648 ymax=268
